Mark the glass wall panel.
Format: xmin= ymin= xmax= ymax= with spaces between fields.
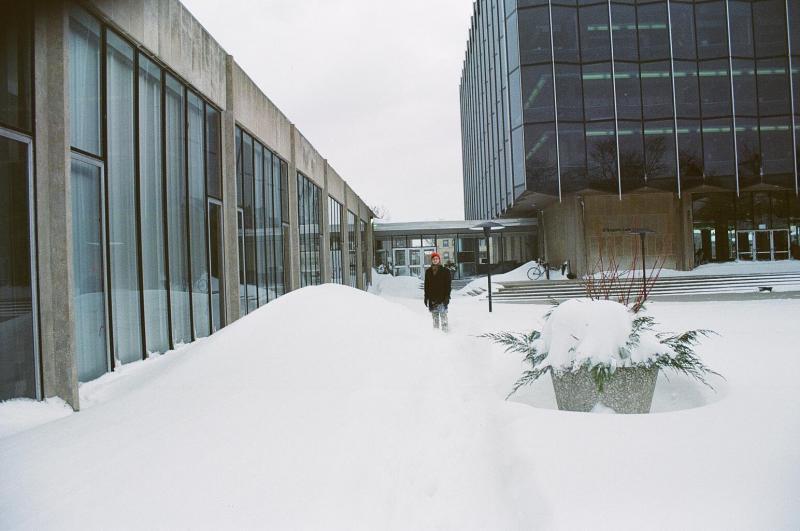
xmin=511 ymin=126 xmax=526 ymax=194
xmin=242 ymin=133 xmax=256 ymax=312
xmin=254 ymin=144 xmax=267 ymax=304
xmin=579 ymin=5 xmax=611 ymax=63
xmin=611 ymin=4 xmax=638 ymax=62
xmin=702 ymin=118 xmax=735 ymax=182
xmin=699 ymin=60 xmax=732 ymax=117
xmin=552 ymin=7 xmax=580 ymax=63
xmin=521 ymin=65 xmax=555 ymax=122
xmin=71 ymin=157 xmax=107 ymax=382
xmin=555 ymin=64 xmax=584 ymax=121
xmin=524 ymin=122 xmax=559 ymax=195
xmin=206 ymin=107 xmax=222 ymax=200
xmin=695 ymin=2 xmax=728 ymax=59
xmin=753 ymin=0 xmax=787 ymax=58
xmin=0 ymin=4 xmax=32 ymax=132
xmin=614 ymin=62 xmax=641 ymax=120
xmin=757 ymin=59 xmax=790 ymax=116
xmin=507 ymin=11 xmax=520 ymax=72
xmin=263 ymin=150 xmax=275 ymax=300
xmin=518 ymin=7 xmax=551 ymax=64
xmin=678 ymin=120 xmax=705 ymax=188
xmin=736 ymin=117 xmax=761 ymax=186
xmin=760 ymin=117 xmax=794 ymax=178
xmin=583 ymin=63 xmax=614 ymax=121
xmin=641 ymin=62 xmax=672 ymax=120
xmin=0 ymin=135 xmax=36 ymax=399
xmin=618 ymin=121 xmax=645 ymax=191
xmin=348 ymin=211 xmax=357 ymax=287
xmin=585 ymin=121 xmax=618 ymax=193
xmin=138 ymin=54 xmax=169 ymax=354
xmin=166 ymin=75 xmax=191 ymax=344
xmin=644 ymin=120 xmax=677 ymax=190
xmin=69 ymin=8 xmax=102 ymax=156
xmin=637 ymin=3 xmax=670 ymax=61
xmin=276 ymin=158 xmax=287 ymax=296
xmin=729 ymin=2 xmax=754 ymax=58
xmin=297 ymin=173 xmax=321 ymax=287
xmin=329 ymin=197 xmax=343 ymax=284
xmin=361 ymin=220 xmax=369 ymax=288
xmin=208 ymin=201 xmax=225 ymax=333
xmin=106 ymin=31 xmax=142 ymax=364
xmin=673 ymin=61 xmax=700 ymax=118
xmin=558 ymin=121 xmax=588 ymax=192
xmin=669 ymin=3 xmax=696 ymax=60
xmin=732 ymin=59 xmax=758 ymax=117
xmin=509 ymin=68 xmax=523 ymax=128
xmin=188 ymin=92 xmax=210 ymax=338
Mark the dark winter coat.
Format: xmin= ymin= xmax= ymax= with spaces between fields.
xmin=424 ymin=266 xmax=452 ymax=309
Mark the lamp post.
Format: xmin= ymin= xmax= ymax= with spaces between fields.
xmin=625 ymin=228 xmax=655 ymax=293
xmin=470 ymin=221 xmax=505 ymax=312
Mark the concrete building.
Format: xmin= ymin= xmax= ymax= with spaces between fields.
xmin=0 ymin=0 xmax=373 ymax=407
xmin=460 ymin=0 xmax=800 ymax=275
xmin=373 ymin=219 xmax=537 ymax=279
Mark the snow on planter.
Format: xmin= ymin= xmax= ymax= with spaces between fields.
xmin=483 ymin=298 xmax=719 ymax=414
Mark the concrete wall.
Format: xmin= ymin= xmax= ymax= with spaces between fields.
xmin=85 ymin=0 xmax=227 ymax=108
xmin=582 ymin=193 xmax=683 ymax=273
xmin=231 ymin=62 xmax=292 ymax=158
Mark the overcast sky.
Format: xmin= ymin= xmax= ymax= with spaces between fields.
xmin=181 ymin=0 xmax=475 ymax=222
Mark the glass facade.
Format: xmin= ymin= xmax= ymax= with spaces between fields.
xmin=235 ymin=126 xmax=289 ymax=313
xmin=461 ymin=0 xmax=800 ymax=217
xmin=329 ymin=197 xmax=344 ymax=284
xmin=297 ymin=173 xmax=322 ymax=287
xmin=66 ymin=7 xmax=225 ymax=381
xmin=347 ymin=210 xmax=357 ymax=287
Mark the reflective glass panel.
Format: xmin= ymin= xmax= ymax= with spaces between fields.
xmin=0 ymin=135 xmax=36 ymax=399
xmin=641 ymin=62 xmax=672 ymax=120
xmin=644 ymin=120 xmax=677 ymax=190
xmin=669 ymin=3 xmax=696 ymax=60
xmin=618 ymin=121 xmax=644 ymax=191
xmin=555 ymin=64 xmax=584 ymax=121
xmin=729 ymin=2 xmax=754 ymax=58
xmin=673 ymin=61 xmax=700 ymax=118
xmin=558 ymin=122 xmax=588 ymax=193
xmin=732 ymin=59 xmax=758 ymax=116
xmin=695 ymin=2 xmax=728 ymax=59
xmin=753 ymin=0 xmax=787 ymax=58
xmin=637 ymin=3 xmax=669 ymax=61
xmin=757 ymin=59 xmax=791 ymax=116
xmin=0 ymin=4 xmax=32 ymax=132
xmin=580 ymin=5 xmax=611 ymax=63
xmin=552 ymin=7 xmax=580 ymax=63
xmin=106 ymin=31 xmax=142 ymax=364
xmin=614 ymin=62 xmax=641 ymax=120
xmin=71 ymin=158 xmax=107 ymax=382
xmin=518 ymin=7 xmax=551 ymax=64
xmin=188 ymin=92 xmax=210 ymax=338
xmin=582 ymin=63 xmax=614 ymax=121
xmin=699 ymin=60 xmax=731 ymax=117
xmin=522 ymin=65 xmax=555 ymax=123
xmin=702 ymin=118 xmax=735 ymax=179
xmin=585 ymin=121 xmax=618 ymax=193
xmin=611 ymin=4 xmax=637 ymax=62
xmin=69 ymin=8 xmax=102 ymax=155
xmin=524 ymin=122 xmax=559 ymax=195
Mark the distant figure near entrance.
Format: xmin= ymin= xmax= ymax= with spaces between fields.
xmin=424 ymin=252 xmax=452 ymax=332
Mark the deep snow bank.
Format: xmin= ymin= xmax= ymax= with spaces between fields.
xmin=0 ymin=284 xmax=540 ymax=531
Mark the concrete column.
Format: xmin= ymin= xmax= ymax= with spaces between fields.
xmin=679 ymin=192 xmax=694 ymax=270
xmin=222 ymin=55 xmax=240 ymax=323
xmin=319 ymin=161 xmax=331 ymax=283
xmin=34 ymin=0 xmax=79 ymax=409
xmin=287 ymin=125 xmax=300 ymax=291
xmin=365 ymin=215 xmax=374 ymax=288
xmin=354 ymin=206 xmax=364 ymax=291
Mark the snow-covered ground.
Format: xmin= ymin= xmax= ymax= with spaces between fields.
xmin=1 ymin=277 xmax=798 ymax=530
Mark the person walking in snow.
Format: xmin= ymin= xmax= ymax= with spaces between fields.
xmin=424 ymin=252 xmax=452 ymax=332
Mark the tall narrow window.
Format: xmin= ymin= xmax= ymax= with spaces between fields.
xmin=69 ymin=8 xmax=102 ymax=156
xmin=297 ymin=173 xmax=321 ymax=287
xmin=242 ymin=133 xmax=256 ymax=312
xmin=188 ymin=92 xmax=210 ymax=338
xmin=208 ymin=200 xmax=225 ymax=333
xmin=71 ymin=157 xmax=108 ymax=381
xmin=348 ymin=210 xmax=357 ymax=288
xmin=254 ymin=144 xmax=267 ymax=304
xmin=277 ymin=160 xmax=288 ymax=295
xmin=138 ymin=54 xmax=169 ymax=354
xmin=106 ymin=31 xmax=142 ymax=363
xmin=0 ymin=134 xmax=37 ymax=399
xmin=329 ymin=197 xmax=343 ymax=284
xmin=165 ymin=74 xmax=190 ymax=344
xmin=0 ymin=3 xmax=32 ymax=132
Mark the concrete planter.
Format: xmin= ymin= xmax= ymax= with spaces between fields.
xmin=551 ymin=366 xmax=659 ymax=414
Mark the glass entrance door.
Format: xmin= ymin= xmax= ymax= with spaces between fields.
xmin=392 ymin=247 xmax=437 ymax=277
xmin=0 ymin=131 xmax=38 ymax=400
xmin=737 ymin=230 xmax=791 ymax=261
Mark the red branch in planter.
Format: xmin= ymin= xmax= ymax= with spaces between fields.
xmin=582 ymin=243 xmax=665 ymax=313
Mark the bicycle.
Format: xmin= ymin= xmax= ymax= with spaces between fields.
xmin=526 ymin=259 xmax=550 ymax=281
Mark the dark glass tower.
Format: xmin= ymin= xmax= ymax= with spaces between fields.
xmin=460 ymin=0 xmax=800 ymax=220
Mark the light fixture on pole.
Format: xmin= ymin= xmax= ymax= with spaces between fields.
xmin=470 ymin=221 xmax=506 ymax=312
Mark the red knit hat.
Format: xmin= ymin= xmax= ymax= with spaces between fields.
xmin=431 ymin=252 xmax=441 ymax=261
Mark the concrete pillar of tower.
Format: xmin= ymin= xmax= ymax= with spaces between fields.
xmin=33 ymin=0 xmax=79 ymax=410
xmin=221 ymin=54 xmax=241 ymax=323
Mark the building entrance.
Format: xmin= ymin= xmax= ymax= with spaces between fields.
xmin=392 ymin=247 xmax=436 ymax=277
xmin=736 ymin=230 xmax=790 ymax=261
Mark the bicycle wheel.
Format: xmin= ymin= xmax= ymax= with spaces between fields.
xmin=527 ymin=265 xmax=543 ymax=281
